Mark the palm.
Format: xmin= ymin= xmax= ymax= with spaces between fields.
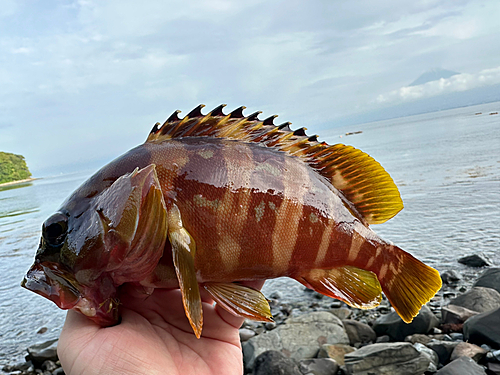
xmin=58 ymin=282 xmax=263 ymax=375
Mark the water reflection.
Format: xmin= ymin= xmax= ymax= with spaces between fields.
xmin=0 ymin=181 xmax=34 ymax=193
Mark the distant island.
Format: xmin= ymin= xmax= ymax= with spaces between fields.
xmin=0 ymin=151 xmax=33 ymax=185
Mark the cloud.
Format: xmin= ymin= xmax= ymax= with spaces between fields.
xmin=376 ymin=66 xmax=500 ymax=104
xmin=1 ymin=0 xmax=500 ymax=173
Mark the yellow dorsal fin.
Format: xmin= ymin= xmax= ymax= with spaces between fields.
xmin=147 ymin=104 xmax=403 ymax=224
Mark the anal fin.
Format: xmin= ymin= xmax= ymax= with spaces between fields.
xmin=297 ymin=266 xmax=382 ymax=309
xmin=204 ymin=282 xmax=273 ymax=322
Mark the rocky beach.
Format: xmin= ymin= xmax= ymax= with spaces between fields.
xmin=3 ymin=257 xmax=500 ymax=375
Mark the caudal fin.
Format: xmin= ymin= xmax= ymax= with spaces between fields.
xmin=381 ymin=246 xmax=442 ymax=323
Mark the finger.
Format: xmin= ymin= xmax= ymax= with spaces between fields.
xmin=62 ymin=310 xmax=99 ymax=332
xmin=239 ymin=280 xmax=266 ymax=291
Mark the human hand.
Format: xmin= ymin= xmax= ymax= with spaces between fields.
xmin=57 ymin=281 xmax=264 ymax=375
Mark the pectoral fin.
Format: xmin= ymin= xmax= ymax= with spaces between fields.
xmin=168 ymin=204 xmax=203 ymax=338
xmin=204 ymin=282 xmax=273 ymax=322
xmin=297 ymin=266 xmax=382 ymax=309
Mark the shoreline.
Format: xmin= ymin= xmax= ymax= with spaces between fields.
xmin=0 ymin=178 xmax=38 ymax=188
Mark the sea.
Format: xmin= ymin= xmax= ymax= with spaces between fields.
xmin=1 ymin=102 xmax=499 ymax=366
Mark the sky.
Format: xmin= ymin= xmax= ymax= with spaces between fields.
xmin=1 ymin=0 xmax=499 ymax=175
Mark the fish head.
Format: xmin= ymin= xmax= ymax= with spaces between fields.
xmin=22 ymin=164 xmax=168 ymax=326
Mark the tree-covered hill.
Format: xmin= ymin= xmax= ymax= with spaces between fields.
xmin=0 ymin=152 xmax=32 ymax=184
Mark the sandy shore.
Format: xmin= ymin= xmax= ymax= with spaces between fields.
xmin=0 ymin=178 xmax=37 ymax=188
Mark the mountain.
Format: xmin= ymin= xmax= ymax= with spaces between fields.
xmin=409 ymin=68 xmax=460 ymax=86
xmin=328 ymin=83 xmax=500 ymax=128
xmin=0 ymin=151 xmax=32 ymax=184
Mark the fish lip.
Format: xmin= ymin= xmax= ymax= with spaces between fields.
xmin=22 ymin=261 xmax=82 ymax=310
xmin=22 ymin=261 xmax=120 ymax=327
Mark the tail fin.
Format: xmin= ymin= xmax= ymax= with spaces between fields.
xmin=381 ymin=246 xmax=442 ymax=323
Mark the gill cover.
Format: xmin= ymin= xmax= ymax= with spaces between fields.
xmin=96 ymin=164 xmax=169 ymax=285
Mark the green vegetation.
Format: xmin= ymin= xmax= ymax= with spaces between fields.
xmin=0 ymin=152 xmax=32 ymax=184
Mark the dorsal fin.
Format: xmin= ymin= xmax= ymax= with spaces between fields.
xmin=147 ymin=105 xmax=403 ymax=224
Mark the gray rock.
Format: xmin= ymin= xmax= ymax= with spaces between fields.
xmin=449 ymin=333 xmax=464 ymax=341
xmin=252 ymin=350 xmax=301 ymax=375
xmin=458 ymin=253 xmax=492 ymax=267
xmin=414 ymin=342 xmax=439 ymax=373
xmin=449 ymin=287 xmax=500 ymax=313
xmin=53 ymin=368 xmax=65 ymax=375
xmin=317 ymin=344 xmax=356 ymax=366
xmin=243 ymin=311 xmax=349 ymax=371
xmin=298 ymin=358 xmax=339 ymax=375
xmin=342 ymin=320 xmax=376 ymax=346
xmin=436 ymin=356 xmax=487 ymax=375
xmin=464 ymin=307 xmax=500 ymax=349
xmin=372 ymin=305 xmax=439 ymax=342
xmin=441 ymin=270 xmax=461 ymax=284
xmin=375 ymin=335 xmax=390 ymax=343
xmin=26 ymin=339 xmax=58 ymax=367
xmin=41 ymin=360 xmax=59 ymax=372
xmin=442 ymin=304 xmax=479 ymax=324
xmin=425 ymin=339 xmax=460 ymax=365
xmin=344 ymin=342 xmax=430 ymax=375
xmin=473 ymin=268 xmax=500 ymax=294
xmin=405 ymin=333 xmax=433 ymax=345
xmin=240 ymin=328 xmax=256 ymax=342
xmin=330 ymin=307 xmax=351 ymax=320
xmin=487 ymin=362 xmax=500 ymax=375
xmin=487 ymin=349 xmax=500 ymax=361
xmin=450 ymin=342 xmax=487 ymax=362
xmin=2 ymin=361 xmax=33 ymax=372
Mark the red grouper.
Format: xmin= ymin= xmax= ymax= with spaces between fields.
xmin=22 ymin=104 xmax=442 ymax=338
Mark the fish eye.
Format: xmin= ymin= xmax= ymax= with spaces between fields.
xmin=42 ymin=212 xmax=68 ymax=247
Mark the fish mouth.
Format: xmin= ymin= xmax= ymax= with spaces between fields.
xmin=22 ymin=262 xmax=119 ymax=326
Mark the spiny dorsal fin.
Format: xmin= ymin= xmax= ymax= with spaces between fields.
xmin=147 ymin=105 xmax=403 ymax=224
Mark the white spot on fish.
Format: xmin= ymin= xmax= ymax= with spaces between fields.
xmin=197 ymin=149 xmax=214 ymax=159
xmin=309 ymin=212 xmax=319 ymax=223
xmin=255 ymin=162 xmax=281 ymax=177
xmin=255 ymin=200 xmax=266 ymax=222
xmin=193 ymin=194 xmax=219 ymax=210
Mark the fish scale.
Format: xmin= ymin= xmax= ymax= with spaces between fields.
xmin=22 ymin=104 xmax=442 ymax=338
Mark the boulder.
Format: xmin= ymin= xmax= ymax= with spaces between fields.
xmin=463 ymin=307 xmax=500 ymax=349
xmin=317 ymin=344 xmax=355 ymax=365
xmin=26 ymin=339 xmax=58 ymax=367
xmin=425 ymin=339 xmax=460 ymax=365
xmin=343 ymin=342 xmax=430 ymax=375
xmin=243 ymin=311 xmax=348 ymax=371
xmin=441 ymin=270 xmax=461 ymax=284
xmin=458 ymin=253 xmax=492 ymax=267
xmin=414 ymin=342 xmax=439 ymax=373
xmin=342 ymin=320 xmax=376 ymax=346
xmin=450 ymin=342 xmax=487 ymax=362
xmin=372 ymin=305 xmax=439 ymax=342
xmin=441 ymin=304 xmax=479 ymax=324
xmin=473 ymin=268 xmax=500 ymax=294
xmin=449 ymin=287 xmax=500 ymax=313
xmin=298 ymin=358 xmax=339 ymax=375
xmin=435 ymin=356 xmax=487 ymax=375
xmin=252 ymin=350 xmax=301 ymax=375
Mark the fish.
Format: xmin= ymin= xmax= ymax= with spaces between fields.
xmin=22 ymin=104 xmax=442 ymax=338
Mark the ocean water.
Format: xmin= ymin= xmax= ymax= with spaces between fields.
xmin=1 ymin=102 xmax=499 ymax=365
